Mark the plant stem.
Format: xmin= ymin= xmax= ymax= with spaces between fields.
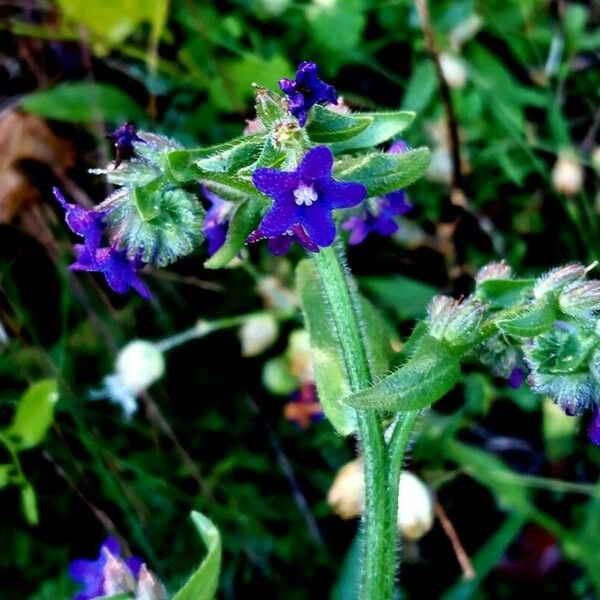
xmin=312 ymin=244 xmax=393 ymax=600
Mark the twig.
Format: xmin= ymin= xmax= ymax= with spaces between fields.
xmin=435 ymin=500 xmax=475 ymax=581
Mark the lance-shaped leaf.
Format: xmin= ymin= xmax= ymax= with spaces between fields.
xmin=307 ymin=105 xmax=372 ymax=143
xmin=297 ymin=259 xmax=357 ymax=435
xmin=495 ymin=299 xmax=557 ymax=337
xmin=334 ymin=147 xmax=430 ymax=197
xmin=343 ymin=335 xmax=460 ymax=412
xmin=173 ymin=511 xmax=221 ymax=600
xmin=329 ymin=110 xmax=416 ymax=152
xmin=165 ymin=135 xmax=264 ymax=182
xmin=476 ymin=278 xmax=535 ymax=309
xmin=195 ymin=171 xmax=268 ymax=204
xmin=204 ymin=197 xmax=269 ymax=269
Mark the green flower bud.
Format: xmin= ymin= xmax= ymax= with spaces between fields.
xmin=533 ymin=264 xmax=586 ymax=300
xmin=559 ymin=281 xmax=600 ymax=318
xmin=475 ymin=260 xmax=512 ymax=283
xmin=426 ymin=295 xmax=457 ymax=340
xmin=443 ymin=299 xmax=486 ymax=346
xmin=478 ymin=335 xmax=519 ymax=379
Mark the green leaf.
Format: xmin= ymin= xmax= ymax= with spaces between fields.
xmin=476 ymin=278 xmax=535 ymax=309
xmin=343 ymin=335 xmax=460 ymax=412
xmin=495 ymin=299 xmax=557 ymax=337
xmin=329 ymin=111 xmax=416 ymax=153
xmin=296 ymin=259 xmax=356 ymax=435
xmin=0 ymin=464 xmax=16 ymax=489
xmin=21 ymin=483 xmax=39 ymax=525
xmin=132 ymin=182 xmax=162 ymax=221
xmin=173 ymin=511 xmax=221 ymax=600
xmin=196 ymin=171 xmax=267 ymax=204
xmin=204 ymin=198 xmax=269 ymax=269
xmin=8 ymin=379 xmax=58 ymax=450
xmin=307 ymin=106 xmax=372 ymax=144
xmin=362 ymin=275 xmax=438 ymax=320
xmin=21 ymin=82 xmax=143 ymax=123
xmin=335 ymin=147 xmax=430 ymax=197
xmin=361 ymin=298 xmax=396 ymax=378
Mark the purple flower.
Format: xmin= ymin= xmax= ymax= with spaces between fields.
xmin=508 ymin=366 xmax=525 ymax=389
xmin=106 ymin=122 xmax=144 ymax=167
xmin=279 ymin=62 xmax=337 ymax=126
xmin=342 ymin=142 xmax=412 ymax=245
xmin=202 ymin=186 xmax=231 ymax=256
xmin=247 ymin=223 xmax=319 ymax=255
xmin=53 ymin=187 xmax=105 ymax=259
xmin=250 ymin=146 xmax=366 ymax=254
xmin=589 ymin=407 xmax=600 ymax=446
xmin=69 ymin=537 xmax=142 ymax=600
xmin=71 ymin=245 xmax=151 ymax=299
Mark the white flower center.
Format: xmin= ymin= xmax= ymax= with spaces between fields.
xmin=293 ymin=184 xmax=318 ymax=206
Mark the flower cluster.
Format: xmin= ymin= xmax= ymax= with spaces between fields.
xmin=69 ymin=537 xmax=166 ymax=600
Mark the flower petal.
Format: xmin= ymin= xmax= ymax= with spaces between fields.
xmin=299 ymin=203 xmax=337 ymax=247
xmin=268 ymin=235 xmax=293 ymax=255
xmin=258 ymin=197 xmax=299 ymax=237
xmin=298 ymin=146 xmax=333 ymax=180
xmin=317 ymin=179 xmax=367 ymax=209
xmin=252 ymin=169 xmax=298 ymax=197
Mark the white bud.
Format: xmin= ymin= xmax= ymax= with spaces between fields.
xmin=475 ymin=261 xmax=512 ymax=283
xmin=552 ymin=151 xmax=584 ymax=196
xmin=102 ymin=549 xmax=136 ymax=595
xmin=239 ymin=314 xmax=279 ymax=357
xmin=397 ymin=471 xmax=435 ymax=540
xmin=534 ymin=263 xmax=586 ymax=300
xmin=439 ymin=53 xmax=467 ymax=89
xmin=116 ymin=340 xmax=165 ymax=396
xmin=327 ymin=459 xmax=364 ymax=520
xmin=136 ymin=564 xmax=168 ymax=600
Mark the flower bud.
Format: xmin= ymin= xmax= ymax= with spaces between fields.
xmin=239 ymin=314 xmax=279 ymax=357
xmin=439 ymin=53 xmax=467 ymax=89
xmin=397 ymin=472 xmax=435 ymax=540
xmin=527 ymin=371 xmax=595 ymax=417
xmin=254 ymin=85 xmax=287 ymax=126
xmin=136 ymin=564 xmax=168 ymax=600
xmin=475 ymin=261 xmax=512 ymax=283
xmin=102 ymin=549 xmax=137 ymax=595
xmin=533 ymin=263 xmax=586 ymax=300
xmin=559 ymin=281 xmax=600 ymax=318
xmin=327 ymin=459 xmax=363 ymax=520
xmin=552 ymin=151 xmax=584 ymax=196
xmin=443 ymin=299 xmax=485 ymax=346
xmin=117 ymin=340 xmax=165 ymax=396
xmin=427 ymin=295 xmax=458 ymax=340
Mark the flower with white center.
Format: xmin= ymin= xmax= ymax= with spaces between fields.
xmin=293 ymin=184 xmax=318 ymax=206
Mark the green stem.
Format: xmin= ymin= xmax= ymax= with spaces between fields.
xmin=312 ymin=244 xmax=392 ymax=600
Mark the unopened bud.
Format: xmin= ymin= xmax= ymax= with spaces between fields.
xmin=534 ymin=263 xmax=586 ymax=299
xmin=102 ymin=549 xmax=137 ymax=595
xmin=397 ymin=472 xmax=435 ymax=540
xmin=254 ymin=85 xmax=286 ymax=126
xmin=136 ymin=564 xmax=168 ymax=600
xmin=117 ymin=340 xmax=165 ymax=396
xmin=439 ymin=53 xmax=467 ymax=89
xmin=427 ymin=295 xmax=458 ymax=340
xmin=239 ymin=314 xmax=278 ymax=357
xmin=327 ymin=459 xmax=363 ymax=520
xmin=559 ymin=281 xmax=600 ymax=317
xmin=475 ymin=260 xmax=512 ymax=283
xmin=552 ymin=151 xmax=584 ymax=196
xmin=443 ymin=299 xmax=485 ymax=346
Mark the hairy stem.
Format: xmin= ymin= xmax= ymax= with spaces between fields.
xmin=312 ymin=244 xmax=392 ymax=600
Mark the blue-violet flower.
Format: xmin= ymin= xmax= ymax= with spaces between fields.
xmin=106 ymin=122 xmax=144 ymax=167
xmin=202 ymin=186 xmax=232 ymax=256
xmin=279 ymin=62 xmax=337 ymax=127
xmin=70 ymin=245 xmax=151 ymax=300
xmin=69 ymin=537 xmax=143 ymax=600
xmin=250 ymin=145 xmax=366 ymax=253
xmin=53 ymin=187 xmax=105 ymax=259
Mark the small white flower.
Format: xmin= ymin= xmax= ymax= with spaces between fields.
xmin=239 ymin=314 xmax=279 ymax=357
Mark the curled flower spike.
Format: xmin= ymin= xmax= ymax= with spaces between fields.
xmin=250 ymin=145 xmax=366 ymax=253
xmin=279 ymin=61 xmax=338 ymax=126
xmin=70 ymin=245 xmax=151 ymax=299
xmin=202 ymin=186 xmax=232 ymax=256
xmin=106 ymin=122 xmax=144 ymax=167
xmin=53 ymin=187 xmax=105 ymax=258
xmin=69 ymin=537 xmax=143 ymax=600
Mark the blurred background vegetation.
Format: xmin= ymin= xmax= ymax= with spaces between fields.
xmin=1 ymin=0 xmax=600 ymax=597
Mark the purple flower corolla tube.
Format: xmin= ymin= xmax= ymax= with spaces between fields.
xmin=589 ymin=407 xmax=600 ymax=446
xmin=279 ymin=62 xmax=337 ymax=126
xmin=202 ymin=186 xmax=231 ymax=256
xmin=106 ymin=122 xmax=144 ymax=167
xmin=70 ymin=245 xmax=151 ymax=299
xmin=249 ymin=145 xmax=366 ymax=254
xmin=53 ymin=187 xmax=105 ymax=259
xmin=69 ymin=537 xmax=143 ymax=600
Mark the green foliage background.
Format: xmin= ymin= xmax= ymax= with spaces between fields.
xmin=1 ymin=0 xmax=599 ymax=597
